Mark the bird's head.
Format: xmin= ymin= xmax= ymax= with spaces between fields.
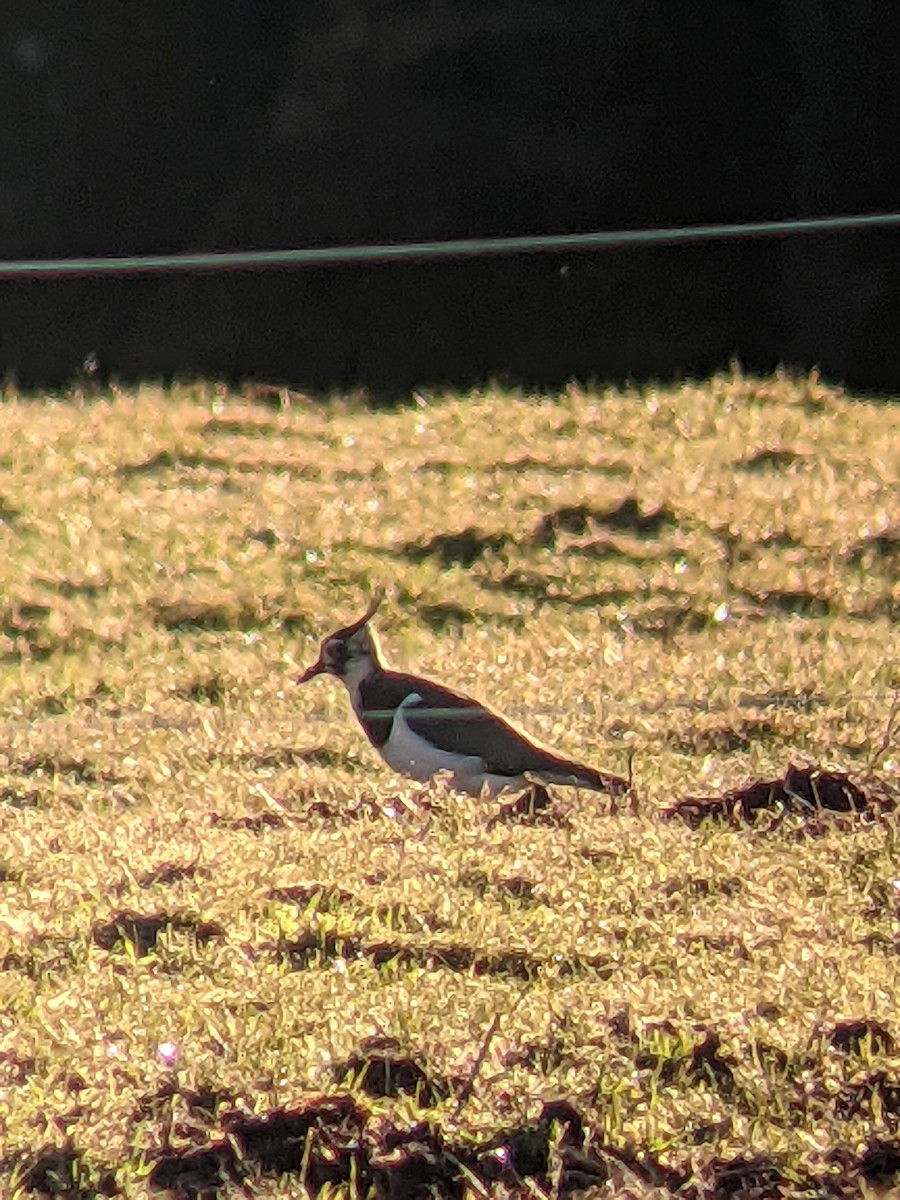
xmin=298 ymin=591 xmax=385 ymax=688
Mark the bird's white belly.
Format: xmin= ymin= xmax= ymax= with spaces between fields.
xmin=380 ymin=695 xmax=518 ymax=797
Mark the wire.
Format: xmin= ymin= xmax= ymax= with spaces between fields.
xmin=1 ymin=212 xmax=898 ymax=279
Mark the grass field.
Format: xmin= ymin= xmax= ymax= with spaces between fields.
xmin=0 ymin=370 xmax=897 ymax=1198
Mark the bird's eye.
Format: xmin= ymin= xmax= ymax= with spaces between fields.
xmin=326 ymin=640 xmax=348 ymax=667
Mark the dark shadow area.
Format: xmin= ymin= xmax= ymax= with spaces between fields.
xmin=91 ymin=909 xmax=225 ymax=957
xmin=400 ymin=528 xmax=509 ymax=568
xmin=735 ymin=587 xmax=833 ymax=618
xmin=827 ymin=1018 xmax=895 ymax=1056
xmin=633 ymin=1028 xmax=738 ymax=1096
xmin=738 ymin=447 xmax=810 ymax=471
xmin=331 ymin=1036 xmax=451 ymax=1105
xmin=267 ymin=882 xmax=354 ymax=910
xmin=143 ymin=864 xmax=210 ymax=890
xmin=273 ymin=928 xmax=612 ymax=980
xmin=7 ymin=753 xmax=118 ymax=783
xmin=2 ymin=6 xmax=900 ymax=391
xmin=531 ymin=498 xmax=676 ymax=548
xmin=4 ymin=1057 xmax=898 ymax=1196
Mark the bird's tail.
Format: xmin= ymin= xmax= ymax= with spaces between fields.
xmin=537 ymin=760 xmax=629 ymax=797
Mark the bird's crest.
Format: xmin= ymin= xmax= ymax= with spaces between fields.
xmin=330 ymin=587 xmax=384 ymax=641
xmin=298 ymin=589 xmax=386 ymax=683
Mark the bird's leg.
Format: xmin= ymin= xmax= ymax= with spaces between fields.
xmin=522 ymin=781 xmax=552 ymax=815
xmin=490 ymin=781 xmax=553 ymax=826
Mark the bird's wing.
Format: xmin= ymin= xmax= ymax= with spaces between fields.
xmin=360 ymin=671 xmax=591 ymax=780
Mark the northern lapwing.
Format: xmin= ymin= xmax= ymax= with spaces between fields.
xmin=298 ymin=595 xmax=628 ymax=804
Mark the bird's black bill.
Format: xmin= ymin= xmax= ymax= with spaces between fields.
xmin=297 ymin=660 xmax=326 ymax=683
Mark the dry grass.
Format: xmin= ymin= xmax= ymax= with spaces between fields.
xmin=0 ymin=369 xmax=897 ymax=1197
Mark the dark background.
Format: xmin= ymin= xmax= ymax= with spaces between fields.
xmin=2 ymin=3 xmax=899 ymax=393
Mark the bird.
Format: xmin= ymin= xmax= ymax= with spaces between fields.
xmin=298 ymin=594 xmax=628 ymax=804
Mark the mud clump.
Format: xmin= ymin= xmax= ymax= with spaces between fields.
xmin=664 ymin=763 xmax=877 ymax=827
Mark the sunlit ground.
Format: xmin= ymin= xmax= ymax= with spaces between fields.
xmin=0 ymin=370 xmax=897 ymax=1196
